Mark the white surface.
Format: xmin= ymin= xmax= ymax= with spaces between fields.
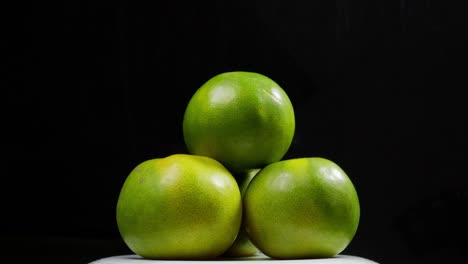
xmin=89 ymin=253 xmax=378 ymax=264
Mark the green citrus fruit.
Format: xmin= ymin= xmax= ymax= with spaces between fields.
xmin=243 ymin=157 xmax=360 ymax=259
xmin=116 ymin=154 xmax=242 ymax=259
xmin=183 ymin=71 xmax=295 ymax=172
xmin=223 ymin=168 xmax=261 ymax=257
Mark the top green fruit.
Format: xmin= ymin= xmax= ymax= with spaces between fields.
xmin=183 ymin=71 xmax=295 ymax=172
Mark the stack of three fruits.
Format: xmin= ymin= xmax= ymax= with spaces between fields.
xmin=116 ymin=72 xmax=360 ymax=260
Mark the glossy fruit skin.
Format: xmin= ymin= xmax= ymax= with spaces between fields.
xmin=183 ymin=71 xmax=295 ymax=172
xmin=116 ymin=154 xmax=242 ymax=259
xmin=243 ymin=157 xmax=360 ymax=259
xmin=222 ymin=169 xmax=261 ymax=257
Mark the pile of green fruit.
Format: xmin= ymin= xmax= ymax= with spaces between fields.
xmin=116 ymin=71 xmax=360 ymax=260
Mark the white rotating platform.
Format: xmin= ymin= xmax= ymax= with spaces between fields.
xmin=89 ymin=253 xmax=378 ymax=264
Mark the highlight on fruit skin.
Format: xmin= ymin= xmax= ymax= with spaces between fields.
xmin=116 ymin=154 xmax=242 ymax=260
xmin=243 ymin=157 xmax=360 ymax=259
xmin=182 ymin=71 xmax=295 ymax=173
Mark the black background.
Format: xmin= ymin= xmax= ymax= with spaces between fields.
xmin=4 ymin=1 xmax=468 ymax=263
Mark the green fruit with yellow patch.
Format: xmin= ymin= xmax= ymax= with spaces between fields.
xmin=243 ymin=157 xmax=360 ymax=259
xmin=116 ymin=154 xmax=242 ymax=259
